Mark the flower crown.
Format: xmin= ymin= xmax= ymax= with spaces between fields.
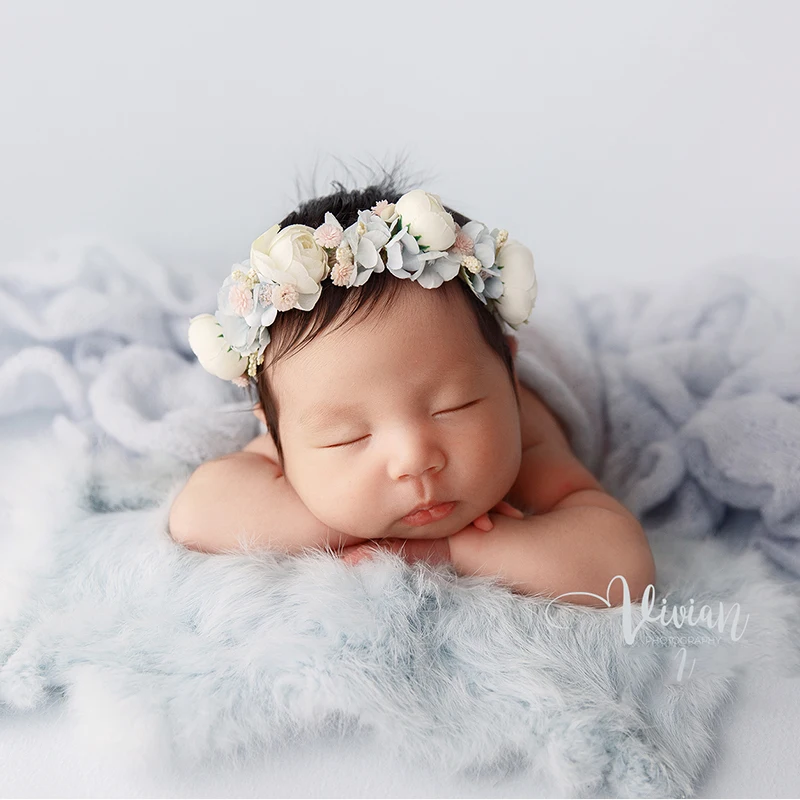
xmin=188 ymin=189 xmax=538 ymax=387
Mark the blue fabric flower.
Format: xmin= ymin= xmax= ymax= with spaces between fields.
xmin=383 ymin=220 xmax=421 ymax=280
xmin=342 ymin=210 xmax=392 ymax=286
xmin=383 ymin=218 xmax=453 ymax=286
xmin=462 ymin=264 xmax=504 ymax=305
xmin=411 ymin=250 xmax=461 ymax=289
xmin=215 ymin=273 xmax=277 ymax=356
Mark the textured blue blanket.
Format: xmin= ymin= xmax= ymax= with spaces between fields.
xmin=1 ymin=239 xmax=798 ymax=797
xmin=512 ymin=254 xmax=800 ymax=579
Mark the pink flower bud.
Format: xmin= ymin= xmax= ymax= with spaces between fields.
xmin=272 ymin=283 xmax=299 ymax=312
xmin=331 ymin=261 xmax=354 ymax=286
xmin=314 ymin=223 xmax=343 ymax=249
xmin=453 ymin=231 xmax=475 ymax=256
xmin=228 ymin=283 xmax=254 ymax=316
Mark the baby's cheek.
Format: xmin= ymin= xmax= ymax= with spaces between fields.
xmin=299 ymin=481 xmax=367 ymax=534
xmin=472 ymin=434 xmax=521 ymax=502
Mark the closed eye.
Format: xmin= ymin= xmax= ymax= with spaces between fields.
xmin=325 ymin=399 xmax=483 ymax=449
xmin=435 ymin=398 xmax=483 ymax=417
xmin=326 ymin=435 xmax=369 ymax=449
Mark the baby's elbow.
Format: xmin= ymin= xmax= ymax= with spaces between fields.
xmin=168 ymin=489 xmax=205 ymax=551
xmin=167 ymin=467 xmax=219 ymax=553
xmin=607 ymin=541 xmax=656 ymax=607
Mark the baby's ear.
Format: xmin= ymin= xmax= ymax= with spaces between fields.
xmin=505 ymin=335 xmax=519 ymax=358
xmin=252 ymin=405 xmax=267 ymax=425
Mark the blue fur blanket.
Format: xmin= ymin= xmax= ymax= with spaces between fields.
xmin=1 ymin=238 xmax=799 ymax=798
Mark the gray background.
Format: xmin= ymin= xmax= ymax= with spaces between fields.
xmin=1 ymin=0 xmax=799 ymax=293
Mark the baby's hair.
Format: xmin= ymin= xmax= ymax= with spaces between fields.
xmin=247 ymin=159 xmax=519 ymax=465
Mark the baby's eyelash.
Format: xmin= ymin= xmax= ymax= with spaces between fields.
xmin=435 ymin=398 xmax=482 ymax=417
xmin=330 ymin=435 xmax=368 ymax=449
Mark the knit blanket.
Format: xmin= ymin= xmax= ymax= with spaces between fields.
xmin=1 ymin=237 xmax=799 ymax=798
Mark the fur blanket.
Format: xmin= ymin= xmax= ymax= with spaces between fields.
xmin=1 ymin=237 xmax=799 ymax=798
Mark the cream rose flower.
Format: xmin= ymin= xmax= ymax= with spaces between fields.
xmin=493 ymin=240 xmax=538 ymax=328
xmin=248 ymin=224 xmax=330 ymax=311
xmin=395 ymin=190 xmax=457 ymax=251
xmin=188 ymin=313 xmax=247 ymax=380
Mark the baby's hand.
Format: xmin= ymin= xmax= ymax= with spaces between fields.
xmin=471 ymin=500 xmax=525 ymax=532
xmin=337 ymin=500 xmax=525 ymax=566
xmin=338 ymin=537 xmax=451 ymax=566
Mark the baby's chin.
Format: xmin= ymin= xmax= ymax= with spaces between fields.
xmin=381 ymin=504 xmax=478 ymax=540
xmin=387 ymin=525 xmax=456 ymax=540
xmin=342 ymin=494 xmax=510 ymax=540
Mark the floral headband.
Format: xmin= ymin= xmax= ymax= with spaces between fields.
xmin=188 ymin=189 xmax=538 ymax=387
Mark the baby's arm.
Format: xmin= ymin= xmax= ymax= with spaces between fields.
xmin=448 ymin=442 xmax=656 ymax=605
xmin=168 ymin=451 xmax=361 ymax=555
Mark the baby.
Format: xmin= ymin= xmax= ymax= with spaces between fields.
xmin=170 ymin=179 xmax=655 ymax=605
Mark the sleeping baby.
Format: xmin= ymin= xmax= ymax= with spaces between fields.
xmin=170 ymin=178 xmax=655 ymax=606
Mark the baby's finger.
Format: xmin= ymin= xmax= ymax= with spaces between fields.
xmin=339 ymin=542 xmax=379 ymax=564
xmin=471 ymin=512 xmax=494 ymax=532
xmin=492 ymin=500 xmax=525 ymax=519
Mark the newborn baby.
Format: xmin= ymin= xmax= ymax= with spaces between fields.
xmin=170 ymin=181 xmax=655 ymax=605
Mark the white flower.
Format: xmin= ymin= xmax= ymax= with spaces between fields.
xmin=188 ymin=313 xmax=247 ymax=381
xmin=249 ymin=224 xmax=329 ymax=311
xmin=493 ymin=240 xmax=538 ymax=328
xmin=395 ymin=190 xmax=457 ymax=251
xmin=335 ymin=244 xmax=354 ymax=267
xmin=462 ymin=256 xmax=482 ymax=274
xmin=314 ymin=212 xmax=344 ymax=249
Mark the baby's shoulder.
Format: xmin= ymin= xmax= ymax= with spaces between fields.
xmin=241 ymin=433 xmax=280 ymax=465
xmin=516 ymin=380 xmax=572 ymax=452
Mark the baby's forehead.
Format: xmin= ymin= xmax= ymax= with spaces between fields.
xmin=276 ymin=343 xmax=490 ymax=396
xmin=271 ymin=286 xmax=487 ymax=385
xmin=283 ymin=353 xmax=490 ymax=431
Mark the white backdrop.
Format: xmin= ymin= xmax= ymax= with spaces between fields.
xmin=1 ymin=0 xmax=799 ymax=293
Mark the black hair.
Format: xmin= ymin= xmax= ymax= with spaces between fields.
xmin=247 ymin=157 xmax=519 ymax=466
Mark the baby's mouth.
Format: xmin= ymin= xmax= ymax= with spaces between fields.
xmin=400 ymin=501 xmax=457 ymax=527
xmin=391 ymin=503 xmax=464 ymax=539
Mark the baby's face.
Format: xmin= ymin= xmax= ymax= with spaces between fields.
xmin=267 ymin=281 xmax=523 ymax=540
